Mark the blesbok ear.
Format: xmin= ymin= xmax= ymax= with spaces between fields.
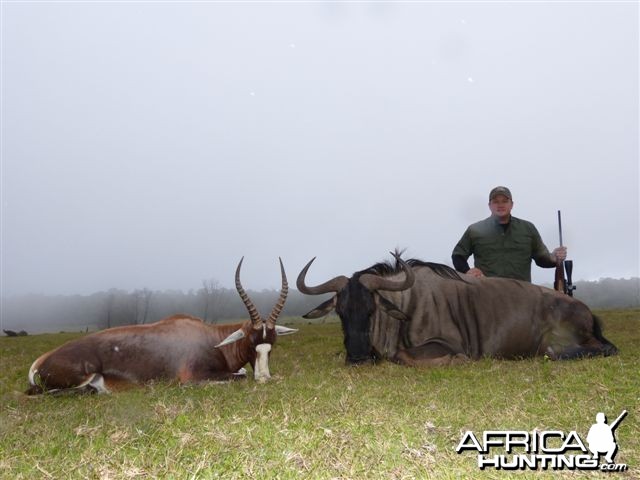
xmin=302 ymin=296 xmax=337 ymax=319
xmin=377 ymin=295 xmax=410 ymax=321
xmin=215 ymin=328 xmax=245 ymax=348
xmin=275 ymin=325 xmax=298 ymax=335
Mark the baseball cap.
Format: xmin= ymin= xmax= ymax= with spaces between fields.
xmin=489 ymin=186 xmax=512 ymax=201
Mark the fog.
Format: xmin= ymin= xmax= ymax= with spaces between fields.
xmin=2 ymin=2 xmax=638 ymax=304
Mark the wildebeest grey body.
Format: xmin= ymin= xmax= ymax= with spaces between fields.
xmin=299 ymin=255 xmax=617 ymax=366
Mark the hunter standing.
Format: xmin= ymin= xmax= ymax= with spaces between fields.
xmin=452 ymin=186 xmax=567 ymax=281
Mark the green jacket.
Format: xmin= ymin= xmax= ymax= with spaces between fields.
xmin=452 ymin=215 xmax=554 ymax=282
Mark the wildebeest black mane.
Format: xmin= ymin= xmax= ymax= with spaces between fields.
xmin=354 ymin=258 xmax=467 ymax=283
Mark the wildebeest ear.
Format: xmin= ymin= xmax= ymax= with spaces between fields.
xmin=302 ymin=296 xmax=337 ymax=319
xmin=215 ymin=328 xmax=246 ymax=348
xmin=377 ymin=295 xmax=410 ymax=321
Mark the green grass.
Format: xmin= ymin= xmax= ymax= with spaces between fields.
xmin=1 ymin=309 xmax=638 ymax=479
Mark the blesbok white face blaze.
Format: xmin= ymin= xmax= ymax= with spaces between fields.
xmin=26 ymin=258 xmax=297 ymax=395
xmin=254 ymin=343 xmax=272 ymax=383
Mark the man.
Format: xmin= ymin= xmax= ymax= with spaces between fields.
xmin=451 ymin=186 xmax=567 ymax=282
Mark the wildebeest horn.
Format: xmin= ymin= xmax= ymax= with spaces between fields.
xmin=359 ymin=252 xmax=415 ymax=292
xmin=296 ymin=257 xmax=349 ymax=295
xmin=235 ymin=257 xmax=262 ymax=326
xmin=266 ymin=258 xmax=288 ymax=328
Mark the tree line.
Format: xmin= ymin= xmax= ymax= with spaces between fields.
xmin=1 ymin=277 xmax=638 ymax=334
xmin=1 ymin=281 xmax=331 ymax=333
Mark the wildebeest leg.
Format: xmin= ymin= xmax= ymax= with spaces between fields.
xmin=394 ymin=338 xmax=469 ymax=367
xmin=395 ymin=350 xmax=468 ymax=367
xmin=547 ymin=344 xmax=617 ymax=360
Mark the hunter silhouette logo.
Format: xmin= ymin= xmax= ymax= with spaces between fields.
xmin=456 ymin=410 xmax=629 ymax=472
xmin=587 ymin=410 xmax=627 ymax=464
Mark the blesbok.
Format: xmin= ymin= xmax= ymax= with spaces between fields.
xmin=298 ymin=252 xmax=617 ymax=366
xmin=26 ymin=258 xmax=296 ymax=394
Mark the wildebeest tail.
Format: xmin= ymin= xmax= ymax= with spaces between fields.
xmin=592 ymin=315 xmax=618 ymax=356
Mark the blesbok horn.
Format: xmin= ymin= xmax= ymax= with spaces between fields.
xmin=296 ymin=257 xmax=349 ymax=295
xmin=235 ymin=256 xmax=262 ymax=327
xmin=358 ymin=251 xmax=415 ymax=292
xmin=266 ymin=258 xmax=288 ymax=328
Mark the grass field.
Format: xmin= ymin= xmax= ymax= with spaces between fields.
xmin=1 ymin=309 xmax=638 ymax=479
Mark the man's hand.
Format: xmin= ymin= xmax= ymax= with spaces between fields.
xmin=466 ymin=268 xmax=485 ymax=278
xmin=551 ymin=246 xmax=568 ymax=263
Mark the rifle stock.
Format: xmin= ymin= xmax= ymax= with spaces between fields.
xmin=554 ymin=261 xmax=567 ymax=294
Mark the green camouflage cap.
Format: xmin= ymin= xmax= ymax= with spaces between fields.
xmin=489 ymin=186 xmax=512 ymax=200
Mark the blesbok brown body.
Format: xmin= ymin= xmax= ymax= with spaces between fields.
xmin=27 ymin=258 xmax=296 ymax=394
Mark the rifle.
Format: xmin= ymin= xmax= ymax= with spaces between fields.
xmin=554 ymin=210 xmax=576 ymax=296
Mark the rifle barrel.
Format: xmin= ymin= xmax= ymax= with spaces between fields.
xmin=557 ymin=210 xmax=563 ymax=247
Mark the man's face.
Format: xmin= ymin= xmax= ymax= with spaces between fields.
xmin=489 ymin=195 xmax=513 ymax=220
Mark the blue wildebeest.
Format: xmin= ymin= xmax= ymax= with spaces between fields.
xmin=297 ymin=252 xmax=617 ymax=366
xmin=26 ymin=258 xmax=297 ymax=394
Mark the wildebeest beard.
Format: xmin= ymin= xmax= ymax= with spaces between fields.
xmin=336 ymin=276 xmax=378 ymax=364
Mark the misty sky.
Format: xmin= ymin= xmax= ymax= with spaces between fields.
xmin=2 ymin=1 xmax=638 ymax=296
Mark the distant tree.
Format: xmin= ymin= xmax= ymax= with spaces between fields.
xmin=139 ymin=288 xmax=153 ymax=324
xmin=104 ymin=290 xmax=116 ymax=329
xmin=131 ymin=289 xmax=153 ymax=324
xmin=199 ymin=279 xmax=227 ymax=323
xmin=102 ymin=289 xmax=138 ymax=328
